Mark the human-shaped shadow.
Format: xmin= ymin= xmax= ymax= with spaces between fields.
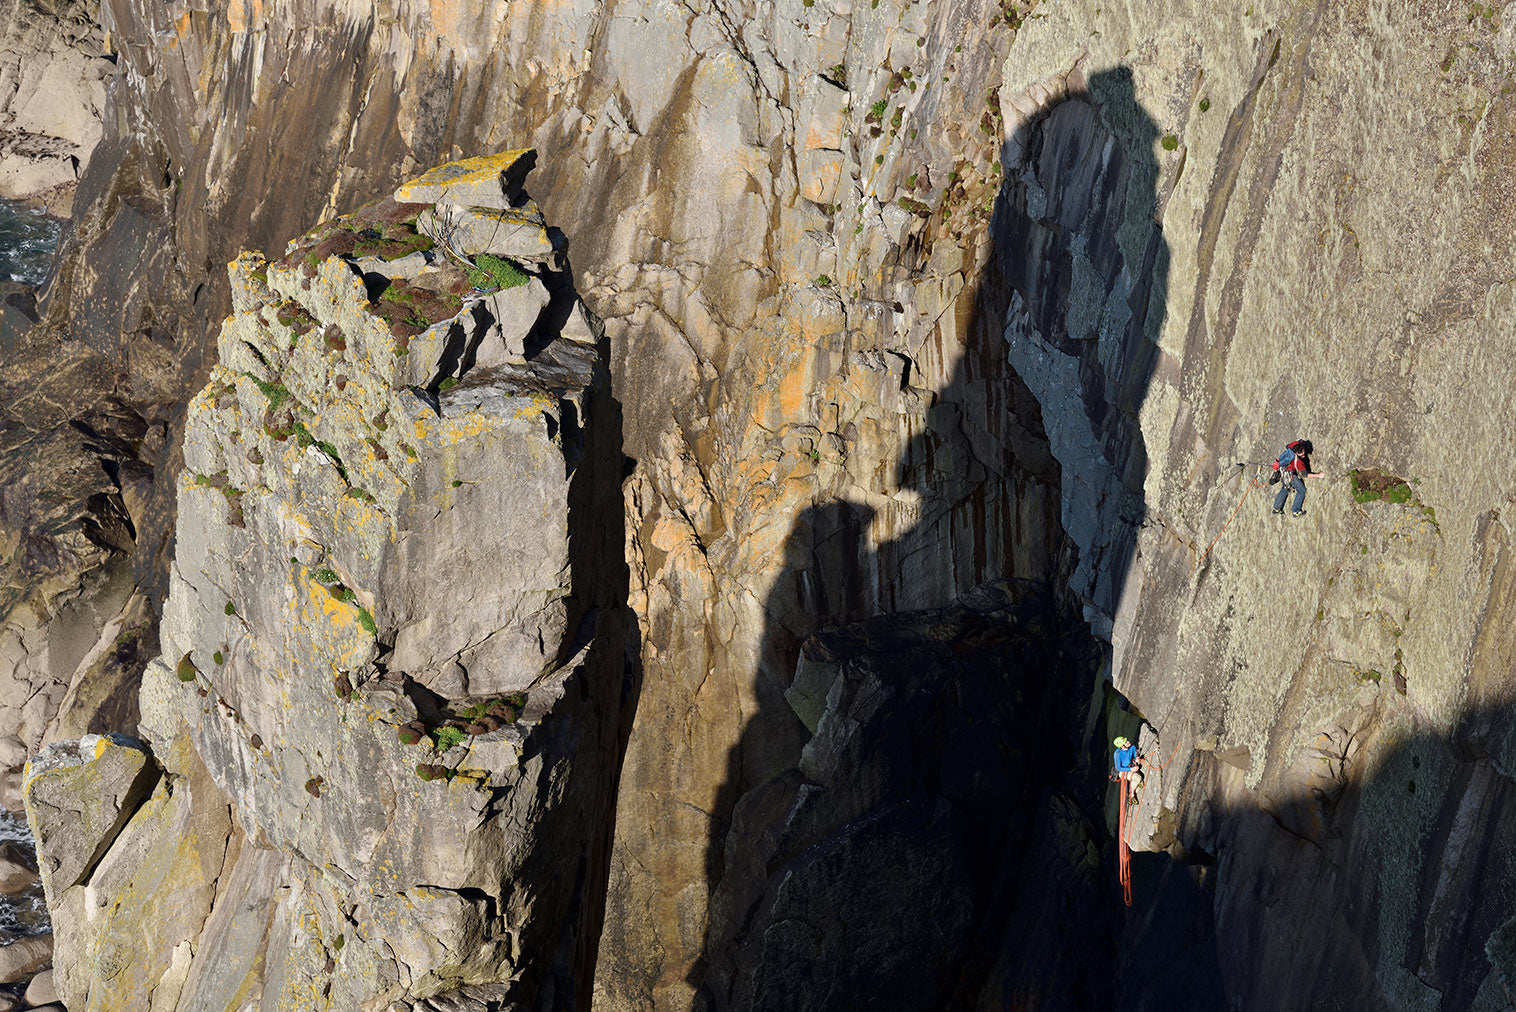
xmin=689 ymin=66 xmax=1190 ymax=1010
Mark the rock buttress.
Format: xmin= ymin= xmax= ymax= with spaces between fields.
xmin=24 ymin=152 xmax=629 ymax=1012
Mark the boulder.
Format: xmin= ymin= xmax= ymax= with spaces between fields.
xmin=23 ymin=967 xmax=57 ymax=1005
xmin=0 ymin=844 xmax=37 ymax=892
xmin=417 ymin=203 xmax=558 ymax=264
xmin=0 ymin=933 xmax=50 ymax=983
xmin=21 ymin=733 xmax=158 ymax=897
xmin=393 ymin=149 xmax=536 ymax=208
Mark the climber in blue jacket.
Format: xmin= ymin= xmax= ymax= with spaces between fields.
xmin=1113 ymin=736 xmax=1143 ymax=796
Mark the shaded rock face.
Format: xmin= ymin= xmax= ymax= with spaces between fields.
xmin=695 ymin=580 xmax=1105 ymax=1011
xmin=22 ymin=158 xmax=632 ymax=1011
xmin=6 ymin=2 xmax=1516 ymax=1012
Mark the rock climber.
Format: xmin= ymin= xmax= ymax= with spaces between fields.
xmin=1271 ymin=439 xmax=1321 ymax=517
xmin=1112 ymin=736 xmax=1143 ymax=798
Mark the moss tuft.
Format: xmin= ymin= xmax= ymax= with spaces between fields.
xmin=176 ymin=652 xmax=198 ymax=682
xmin=466 ymin=253 xmax=530 ymax=292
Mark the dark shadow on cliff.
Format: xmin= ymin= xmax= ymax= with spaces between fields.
xmin=689 ymin=66 xmax=1180 ymax=1010
xmin=1117 ymin=696 xmax=1516 ymax=1012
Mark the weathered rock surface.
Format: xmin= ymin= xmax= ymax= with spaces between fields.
xmin=23 ymin=157 xmax=630 ymax=1011
xmin=7 ymin=0 xmax=1516 ymax=1010
xmin=22 ymin=732 xmax=155 ymax=893
xmin=0 ymin=931 xmax=49 ymax=982
xmin=0 ymin=0 xmax=109 ymax=213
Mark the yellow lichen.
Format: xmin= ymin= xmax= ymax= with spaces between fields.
xmin=394 ymin=149 xmax=534 ymax=202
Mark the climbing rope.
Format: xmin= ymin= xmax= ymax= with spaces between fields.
xmin=1118 ymin=775 xmax=1133 ymax=906
xmin=1191 ymin=466 xmax=1267 ymax=572
xmin=1116 ymin=741 xmax=1182 ymax=908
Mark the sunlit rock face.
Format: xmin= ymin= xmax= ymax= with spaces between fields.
xmin=24 ymin=155 xmax=631 ymax=1012
xmin=7 ymin=0 xmax=1516 ymax=1009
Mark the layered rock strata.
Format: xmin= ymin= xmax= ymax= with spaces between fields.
xmin=23 ymin=154 xmax=628 ymax=1012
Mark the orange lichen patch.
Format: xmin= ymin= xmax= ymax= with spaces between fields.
xmin=167 ymin=10 xmax=192 ymax=47
xmin=394 ymin=149 xmax=535 ymax=202
xmin=227 ymin=0 xmax=263 ymax=33
xmin=777 ymin=359 xmax=807 ymax=419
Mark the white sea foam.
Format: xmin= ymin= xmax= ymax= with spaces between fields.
xmin=0 ymin=808 xmax=48 ymax=941
xmin=0 ymin=198 xmax=61 ymax=286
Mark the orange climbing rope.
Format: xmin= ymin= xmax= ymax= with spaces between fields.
xmin=1116 ymin=742 xmax=1182 ymax=908
xmin=1192 ymin=469 xmax=1266 ymax=571
xmin=1118 ymin=775 xmax=1133 ymax=906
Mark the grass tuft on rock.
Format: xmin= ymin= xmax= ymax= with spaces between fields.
xmin=466 ymin=254 xmax=530 ymax=291
xmin=1351 ymin=468 xmax=1414 ymax=505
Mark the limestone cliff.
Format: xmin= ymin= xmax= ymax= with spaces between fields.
xmin=23 ymin=155 xmax=630 ymax=1010
xmin=3 ymin=0 xmax=1516 ymax=1010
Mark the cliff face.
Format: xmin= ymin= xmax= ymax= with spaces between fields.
xmin=5 ymin=0 xmax=1516 ymax=1010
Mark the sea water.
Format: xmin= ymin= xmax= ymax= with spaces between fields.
xmin=0 ymin=808 xmax=47 ymax=942
xmin=0 ymin=197 xmax=61 ymax=285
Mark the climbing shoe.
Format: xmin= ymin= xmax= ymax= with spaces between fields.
xmin=1292 ymin=509 xmax=1306 ymax=518
xmin=1272 ymin=507 xmax=1284 ymax=515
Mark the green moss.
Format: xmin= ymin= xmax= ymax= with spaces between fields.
xmin=451 ymin=479 xmax=463 ymax=488
xmin=466 ymin=254 xmax=529 ymax=292
xmin=415 ymin=763 xmax=454 ymax=782
xmin=1351 ymin=468 xmax=1415 ymax=505
xmin=213 ymin=651 xmax=224 ymax=665
xmin=313 ymin=568 xmax=340 ymax=585
xmin=1199 ymin=97 xmax=1211 ymax=112
xmin=333 ymin=934 xmax=345 ymax=951
xmin=868 ymin=99 xmax=888 ymax=121
xmin=243 ymin=373 xmax=292 ymax=410
xmin=1160 ymin=135 xmax=1179 ymax=150
xmin=1357 ymin=668 xmax=1382 ymax=685
xmin=439 ymin=377 xmax=459 ymax=391
xmin=815 ymin=275 xmax=832 ymax=287
xmin=176 ymin=653 xmax=198 ymax=682
xmin=356 ymin=608 xmax=377 ymax=635
xmin=225 ymin=601 xmax=236 ymax=616
xmin=430 ymin=725 xmax=468 ymax=752
xmin=345 ymin=488 xmax=375 ymax=503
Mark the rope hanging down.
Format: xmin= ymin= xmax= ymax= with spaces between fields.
xmin=1116 ymin=742 xmax=1182 ymax=908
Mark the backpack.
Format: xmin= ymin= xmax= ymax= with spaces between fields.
xmin=1270 ymin=447 xmax=1295 ymax=484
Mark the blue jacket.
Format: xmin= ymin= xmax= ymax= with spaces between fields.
xmin=1114 ymin=744 xmax=1138 ymax=772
